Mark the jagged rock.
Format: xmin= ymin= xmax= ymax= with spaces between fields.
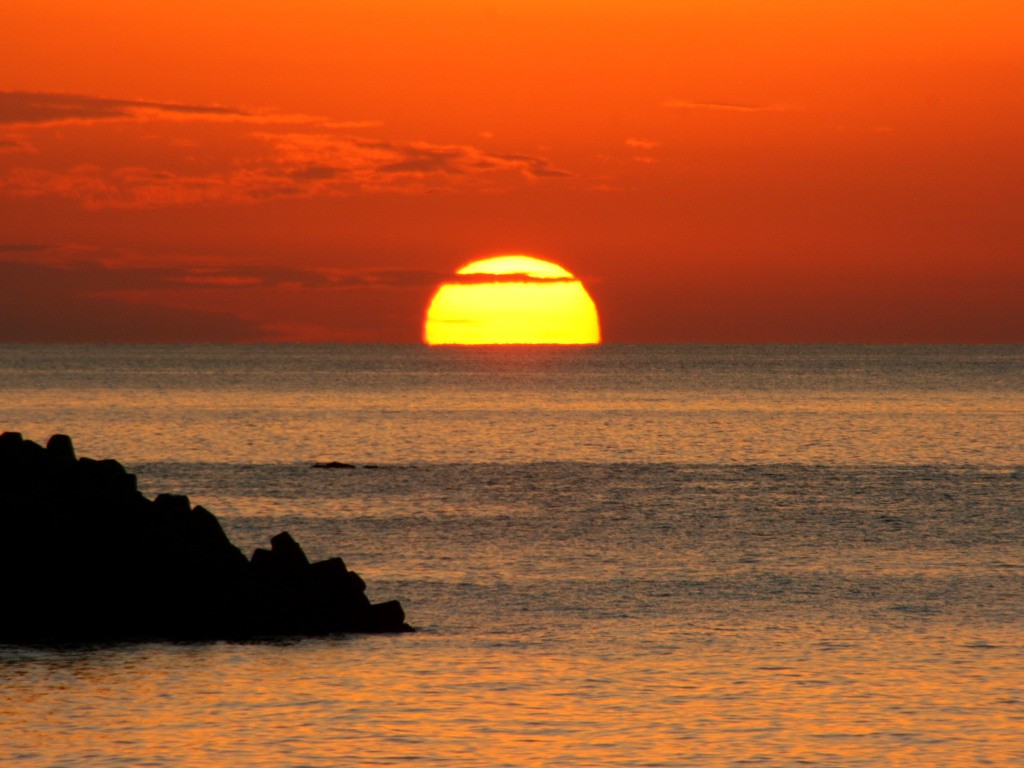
xmin=250 ymin=547 xmax=275 ymax=574
xmin=271 ymin=531 xmax=310 ymax=572
xmin=78 ymin=457 xmax=138 ymax=497
xmin=0 ymin=430 xmax=23 ymax=454
xmin=46 ymin=433 xmax=76 ymax=466
xmin=0 ymin=431 xmax=412 ymax=643
xmin=311 ymin=556 xmax=348 ymax=579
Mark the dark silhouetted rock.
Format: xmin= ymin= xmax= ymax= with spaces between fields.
xmin=0 ymin=430 xmax=23 ymax=453
xmin=367 ymin=600 xmax=407 ymax=632
xmin=310 ymin=556 xmax=348 ymax=585
xmin=250 ymin=547 xmax=275 ymax=574
xmin=46 ymin=433 xmax=76 ymax=466
xmin=312 ymin=461 xmax=357 ymax=469
xmin=271 ymin=531 xmax=310 ymax=571
xmin=0 ymin=431 xmax=413 ymax=643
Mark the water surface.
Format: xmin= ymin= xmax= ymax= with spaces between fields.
xmin=1 ymin=345 xmax=1021 ymax=766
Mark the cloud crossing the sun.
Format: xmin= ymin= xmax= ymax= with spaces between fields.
xmin=0 ymin=248 xmax=464 ymax=342
xmin=0 ymin=248 xmax=455 ymax=292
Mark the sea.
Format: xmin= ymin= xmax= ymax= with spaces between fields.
xmin=0 ymin=344 xmax=1021 ymax=767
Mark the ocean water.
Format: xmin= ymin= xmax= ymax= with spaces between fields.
xmin=1 ymin=344 xmax=1022 ymax=767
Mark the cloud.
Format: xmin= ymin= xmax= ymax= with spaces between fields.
xmin=0 ymin=91 xmax=571 ymax=208
xmin=372 ymin=142 xmax=569 ymax=179
xmin=0 ymin=141 xmax=569 ymax=208
xmin=0 ymin=259 xmax=263 ymax=342
xmin=167 ymin=265 xmax=447 ymax=290
xmin=662 ymin=99 xmax=787 ymax=113
xmin=443 ymin=272 xmax=577 ymax=285
xmin=0 ymin=253 xmax=453 ymax=342
xmin=2 ymin=249 xmax=448 ymax=291
xmin=0 ymin=137 xmax=34 ymax=154
xmin=267 ymin=133 xmax=569 ymax=185
xmin=0 ymin=91 xmax=245 ymax=126
xmin=832 ymin=124 xmax=894 ymax=134
xmin=288 ymin=164 xmax=341 ymax=181
xmin=321 ymin=268 xmax=450 ymax=288
xmin=0 ymin=242 xmax=50 ymax=253
xmin=1 ymin=165 xmax=263 ymax=208
xmin=625 ymin=138 xmax=659 ymax=150
xmin=195 ymin=267 xmax=580 ymax=289
xmin=493 ymin=151 xmax=571 ymax=179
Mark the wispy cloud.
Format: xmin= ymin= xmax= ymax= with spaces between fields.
xmin=0 ymin=258 xmax=264 ymax=342
xmin=0 ymin=137 xmax=34 ymax=154
xmin=155 ymin=266 xmax=577 ymax=290
xmin=0 ymin=242 xmax=50 ymax=253
xmin=0 ymin=91 xmax=571 ymax=208
xmin=1 ymin=248 xmax=595 ymax=341
xmin=662 ymin=99 xmax=788 ymax=113
xmin=1 ymin=248 xmax=450 ymax=291
xmin=625 ymin=138 xmax=659 ymax=150
xmin=0 ymin=252 xmax=454 ymax=342
xmin=165 ymin=265 xmax=450 ymax=291
xmin=0 ymin=91 xmax=245 ymax=126
xmin=831 ymin=124 xmax=894 ymax=134
xmin=266 ymin=134 xmax=569 ymax=187
xmin=444 ymin=272 xmax=577 ymax=285
xmin=374 ymin=140 xmax=570 ymax=180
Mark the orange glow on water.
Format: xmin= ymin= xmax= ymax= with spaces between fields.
xmin=424 ymin=256 xmax=601 ymax=345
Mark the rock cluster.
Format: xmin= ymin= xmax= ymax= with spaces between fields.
xmin=0 ymin=432 xmax=411 ymax=643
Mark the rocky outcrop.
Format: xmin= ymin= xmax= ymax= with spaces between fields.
xmin=0 ymin=432 xmax=412 ymax=643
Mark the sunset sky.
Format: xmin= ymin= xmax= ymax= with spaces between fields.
xmin=2 ymin=1 xmax=1022 ymax=343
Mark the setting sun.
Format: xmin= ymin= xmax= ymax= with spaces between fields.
xmin=424 ymin=256 xmax=601 ymax=345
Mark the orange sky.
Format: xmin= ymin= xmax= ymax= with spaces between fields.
xmin=1 ymin=1 xmax=1022 ymax=342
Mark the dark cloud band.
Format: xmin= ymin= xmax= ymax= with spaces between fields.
xmin=0 ymin=91 xmax=244 ymax=126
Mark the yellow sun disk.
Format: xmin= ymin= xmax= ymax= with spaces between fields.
xmin=425 ymin=280 xmax=601 ymax=345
